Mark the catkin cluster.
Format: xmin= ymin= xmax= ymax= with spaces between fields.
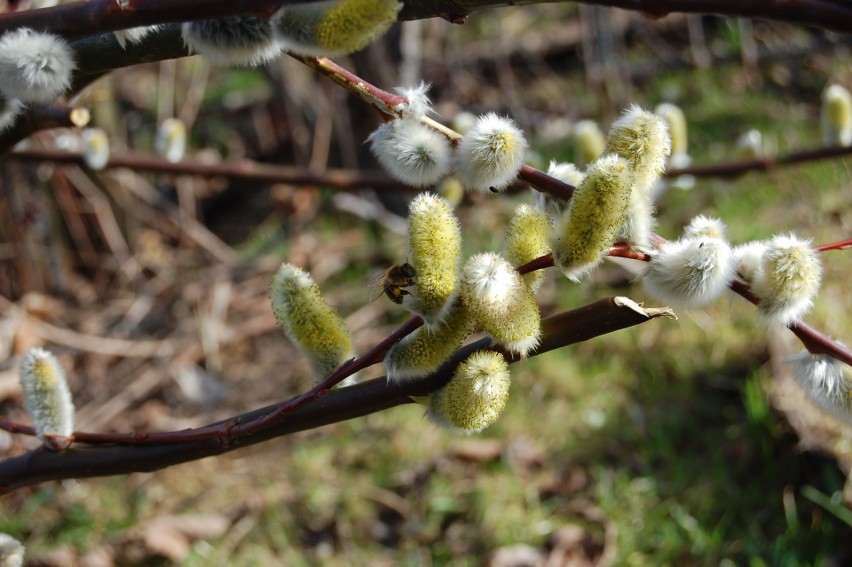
xmin=368 ymin=85 xmax=527 ymax=193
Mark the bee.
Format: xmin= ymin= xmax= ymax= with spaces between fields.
xmin=369 ymin=263 xmax=417 ymax=304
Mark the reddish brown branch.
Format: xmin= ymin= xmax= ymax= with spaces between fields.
xmin=815 ymin=238 xmax=852 ymax=252
xmin=666 ymin=145 xmax=852 ymax=178
xmin=0 ymin=297 xmax=665 ymax=492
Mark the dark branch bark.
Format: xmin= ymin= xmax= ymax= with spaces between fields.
xmin=0 ymin=297 xmax=670 ymax=493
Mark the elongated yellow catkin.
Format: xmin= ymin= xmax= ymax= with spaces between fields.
xmin=551 ymin=154 xmax=632 ymax=282
xmin=572 ymin=119 xmax=605 ymax=168
xmin=504 ymin=203 xmax=551 ymax=293
xmin=605 ymin=105 xmax=671 ymax=248
xmin=273 ymin=0 xmax=402 ymax=57
xmin=19 ymin=348 xmax=75 ymax=442
xmin=405 ymin=193 xmax=462 ymax=326
xmin=427 ymin=350 xmax=511 ymax=433
xmin=270 ymin=263 xmax=354 ymax=381
xmin=384 ymin=304 xmax=475 ymax=382
xmin=821 ymin=84 xmax=852 ymax=147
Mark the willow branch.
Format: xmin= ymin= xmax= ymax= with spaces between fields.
xmin=666 ymin=144 xmax=852 ymax=178
xmin=0 ymin=297 xmax=670 ymax=493
xmin=7 ymin=148 xmax=412 ymax=191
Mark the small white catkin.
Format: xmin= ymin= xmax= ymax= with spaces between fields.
xmin=182 ymin=16 xmax=282 ymax=67
xmin=0 ymin=93 xmax=22 ymax=132
xmin=0 ymin=28 xmax=76 ymax=103
xmin=19 ymin=348 xmax=75 ymax=442
xmin=0 ymin=533 xmax=25 ymax=567
xmin=736 ymin=129 xmax=764 ymax=160
xmin=683 ymin=215 xmax=727 ymax=241
xmin=752 ymin=234 xmax=822 ymax=327
xmin=537 ymin=161 xmax=584 ymax=220
xmin=427 ymin=350 xmax=512 ymax=434
xmin=821 ymin=84 xmax=852 ymax=147
xmin=394 ymin=82 xmax=434 ymax=119
xmin=368 ymin=119 xmax=452 ymax=187
xmin=733 ymin=241 xmax=767 ymax=283
xmin=155 ymin=118 xmax=187 ymax=164
xmin=641 ymin=237 xmax=736 ymax=307
xmin=455 ymin=112 xmax=527 ymax=193
xmin=787 ymin=349 xmax=851 ymax=407
xmin=82 ymin=128 xmax=110 ymax=171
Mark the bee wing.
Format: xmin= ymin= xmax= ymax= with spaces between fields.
xmin=368 ymin=268 xmax=391 ymax=302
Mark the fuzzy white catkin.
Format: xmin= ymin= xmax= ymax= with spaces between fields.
xmin=460 ymin=252 xmax=541 ymax=357
xmin=82 ymin=128 xmax=109 ymax=171
xmin=752 ymin=234 xmax=822 ymax=327
xmin=683 ymin=215 xmax=727 ymax=241
xmin=0 ymin=533 xmax=25 ymax=567
xmin=732 ymin=241 xmax=767 ymax=283
xmin=19 ymin=348 xmax=75 ymax=442
xmin=787 ymin=349 xmax=851 ymax=406
xmin=537 ymin=161 xmax=584 ymax=220
xmin=455 ymin=112 xmax=527 ymax=193
xmin=821 ymin=84 xmax=852 ymax=147
xmin=394 ymin=82 xmax=434 ymax=119
xmin=368 ymin=119 xmax=452 ymax=187
xmin=642 ymin=237 xmax=736 ymax=307
xmin=182 ymin=16 xmax=282 ymax=67
xmin=0 ymin=28 xmax=76 ymax=103
xmin=736 ymin=129 xmax=764 ymax=160
xmin=156 ymin=118 xmax=187 ymax=163
xmin=0 ymin=94 xmax=22 ymax=132
xmin=427 ymin=350 xmax=512 ymax=434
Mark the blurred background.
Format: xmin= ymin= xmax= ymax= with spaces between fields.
xmin=1 ymin=3 xmax=852 ymax=565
